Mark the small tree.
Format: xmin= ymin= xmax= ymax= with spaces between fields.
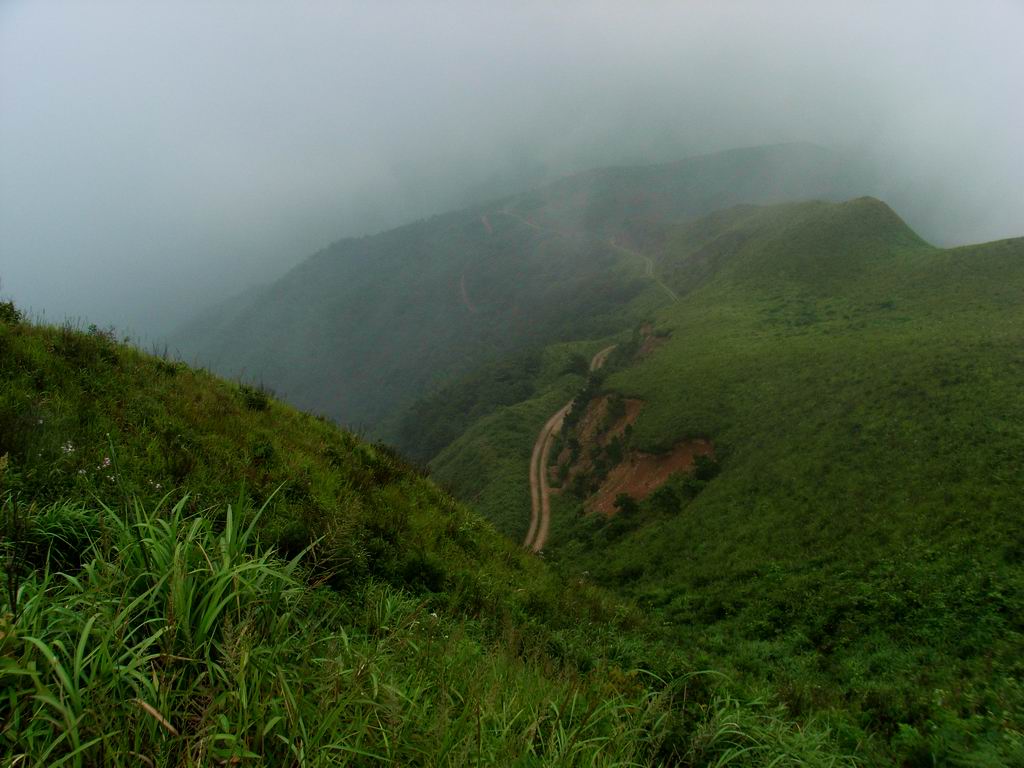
xmin=694 ymin=453 xmax=720 ymax=482
xmin=0 ymin=300 xmax=22 ymax=325
xmin=563 ymin=353 xmax=590 ymax=376
xmin=613 ymin=493 xmax=639 ymax=517
xmin=649 ymin=485 xmax=680 ymax=516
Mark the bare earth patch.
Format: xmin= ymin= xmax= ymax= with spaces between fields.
xmin=637 ymin=323 xmax=669 ymax=359
xmin=553 ymin=395 xmax=643 ymax=485
xmin=587 ymin=439 xmax=715 ymax=516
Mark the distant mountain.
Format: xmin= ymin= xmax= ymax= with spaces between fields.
xmin=171 ymin=143 xmax=872 ymax=435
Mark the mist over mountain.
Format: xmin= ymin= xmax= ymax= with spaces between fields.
xmin=2 ymin=1 xmax=1022 ymax=338
xmin=170 ymin=143 xmax=868 ymax=433
xmin=4 ymin=3 xmax=1024 ymax=765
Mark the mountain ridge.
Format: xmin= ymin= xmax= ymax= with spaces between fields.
xmin=424 ymin=196 xmax=1024 ymax=764
xmin=171 ymin=143 xmax=874 ymax=436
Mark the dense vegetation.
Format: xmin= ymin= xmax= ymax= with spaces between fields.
xmin=390 ymin=347 xmax=547 ymax=465
xmin=429 ymin=199 xmax=1024 ymax=764
xmin=173 ymin=202 xmax=659 ymax=436
xmin=7 ymin=147 xmax=1022 ymax=765
xmin=0 ymin=310 xmax=855 ymax=765
xmin=173 ymin=143 xmax=871 ymax=441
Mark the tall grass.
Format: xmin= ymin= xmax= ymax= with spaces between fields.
xmin=0 ymin=314 xmax=859 ymax=765
xmin=0 ymin=496 xmax=855 ymax=766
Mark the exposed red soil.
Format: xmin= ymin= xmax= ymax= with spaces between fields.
xmin=637 ymin=323 xmax=669 ymax=359
xmin=587 ymin=439 xmax=714 ymax=516
xmin=553 ymin=395 xmax=643 ymax=485
xmin=525 ymin=344 xmax=616 ymax=553
xmin=611 ymin=399 xmax=644 ymax=441
xmin=638 ymin=334 xmax=666 ymax=358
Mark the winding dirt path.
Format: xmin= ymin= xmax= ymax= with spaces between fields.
xmin=497 ymin=208 xmax=544 ymax=234
xmin=524 ymin=344 xmax=616 ymax=552
xmin=501 ymin=209 xmax=679 ymax=304
xmin=495 ymin=207 xmax=676 ymax=552
xmin=609 ymin=238 xmax=679 ymax=303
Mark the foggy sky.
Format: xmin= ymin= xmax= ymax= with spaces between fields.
xmin=2 ymin=1 xmax=1022 ymax=339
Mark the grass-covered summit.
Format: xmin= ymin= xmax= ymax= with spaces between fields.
xmin=0 ymin=308 xmax=854 ymax=765
xmin=427 ymin=198 xmax=1024 ymax=765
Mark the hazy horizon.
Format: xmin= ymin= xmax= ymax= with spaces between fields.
xmin=2 ymin=1 xmax=1022 ymax=339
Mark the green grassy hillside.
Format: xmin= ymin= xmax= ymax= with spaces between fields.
xmin=172 ymin=143 xmax=871 ymax=442
xmin=0 ymin=308 xmax=855 ymax=765
xmin=172 ymin=202 xmax=661 ymax=434
xmin=429 ymin=199 xmax=1024 ymax=764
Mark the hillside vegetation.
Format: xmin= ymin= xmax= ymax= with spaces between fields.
xmin=429 ymin=199 xmax=1024 ymax=764
xmin=0 ymin=309 xmax=856 ymax=765
xmin=173 ymin=143 xmax=871 ymax=439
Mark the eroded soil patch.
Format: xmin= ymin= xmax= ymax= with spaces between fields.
xmin=587 ymin=439 xmax=714 ymax=516
xmin=553 ymin=394 xmax=643 ymax=486
xmin=636 ymin=323 xmax=669 ymax=359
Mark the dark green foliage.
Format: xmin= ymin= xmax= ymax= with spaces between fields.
xmin=604 ymin=496 xmax=644 ymax=542
xmin=250 ymin=436 xmax=275 ymax=465
xmin=648 ymin=484 xmax=681 ymax=516
xmin=393 ymin=348 xmax=544 ymax=462
xmin=239 ymin=382 xmax=271 ymax=411
xmin=604 ymin=392 xmax=627 ymax=427
xmin=0 ymin=300 xmax=22 ymax=325
xmin=563 ymin=352 xmax=591 ymax=376
xmin=693 ymin=453 xmax=720 ymax=482
xmin=614 ymin=493 xmax=639 ymax=517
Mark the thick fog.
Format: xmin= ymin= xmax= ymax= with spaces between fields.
xmin=2 ymin=1 xmax=1022 ymax=339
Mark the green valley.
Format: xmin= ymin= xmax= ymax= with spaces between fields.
xmin=5 ymin=151 xmax=1023 ymax=767
xmin=6 ymin=4 xmax=1023 ymax=765
xmin=427 ymin=197 xmax=1024 ymax=764
xmin=0 ymin=308 xmax=855 ymax=765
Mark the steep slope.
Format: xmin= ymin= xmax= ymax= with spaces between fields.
xmin=172 ymin=143 xmax=870 ymax=437
xmin=429 ymin=199 xmax=1024 ymax=764
xmin=173 ymin=203 xmax=659 ymax=433
xmin=0 ymin=309 xmax=854 ymax=765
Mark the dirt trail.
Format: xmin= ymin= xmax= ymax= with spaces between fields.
xmin=524 ymin=344 xmax=616 ymax=552
xmin=589 ymin=344 xmax=616 ymax=371
xmin=501 ymin=211 xmax=679 ymax=304
xmin=497 ymin=208 xmax=544 ymax=234
xmin=588 ymin=439 xmax=714 ymax=516
xmin=497 ymin=208 xmax=676 ymax=551
xmin=609 ymin=238 xmax=679 ymax=303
